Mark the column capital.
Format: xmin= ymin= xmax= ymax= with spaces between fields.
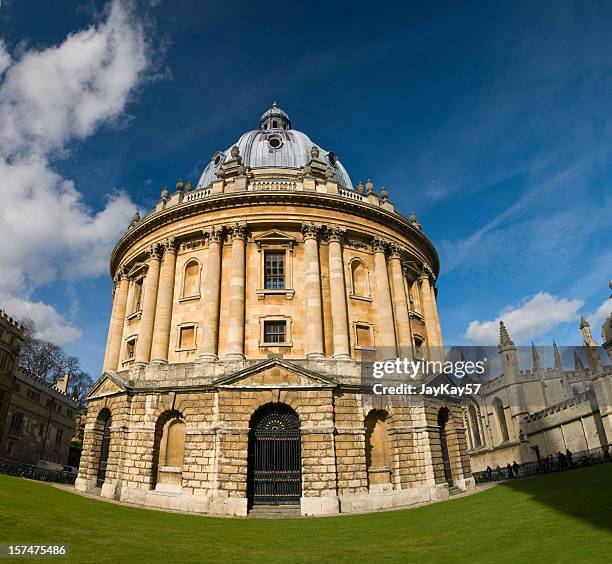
xmin=301 ymin=221 xmax=323 ymax=240
xmin=161 ymin=236 xmax=179 ymax=255
xmin=203 ymin=225 xmax=224 ymax=244
xmin=421 ymin=263 xmax=436 ymax=282
xmin=228 ymin=223 xmax=248 ymax=241
xmin=388 ymin=243 xmax=406 ymax=259
xmin=371 ymin=235 xmax=390 ymax=253
xmin=146 ymin=243 xmax=162 ymax=261
xmin=326 ymin=224 xmax=346 ymax=243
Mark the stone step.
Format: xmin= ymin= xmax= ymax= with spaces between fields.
xmin=448 ymin=486 xmax=464 ymax=496
xmin=248 ymin=504 xmax=301 ymax=518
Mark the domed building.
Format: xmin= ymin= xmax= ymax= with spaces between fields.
xmin=75 ymin=104 xmax=474 ymax=515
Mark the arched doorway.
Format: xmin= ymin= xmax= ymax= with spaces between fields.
xmin=247 ymin=403 xmax=301 ymax=507
xmin=96 ymin=411 xmax=112 ymax=488
xmin=438 ymin=408 xmax=453 ymax=487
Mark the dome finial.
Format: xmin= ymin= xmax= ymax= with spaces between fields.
xmin=260 ymin=102 xmax=291 ymax=130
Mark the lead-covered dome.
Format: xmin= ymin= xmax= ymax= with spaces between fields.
xmin=197 ymin=103 xmax=353 ymax=190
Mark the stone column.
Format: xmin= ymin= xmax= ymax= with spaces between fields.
xmin=103 ymin=270 xmax=129 ymax=372
xmin=225 ymin=224 xmax=247 ymax=360
xmin=302 ymin=223 xmax=324 ymax=358
xmin=372 ymin=237 xmax=397 ymax=357
xmin=419 ymin=269 xmax=441 ymax=360
xmin=134 ymin=245 xmax=161 ymax=364
xmin=388 ymin=245 xmax=412 ymax=358
xmin=327 ymin=225 xmax=350 ymax=359
xmin=430 ymin=281 xmax=444 ymax=348
xmin=200 ymin=227 xmax=223 ymax=361
xmin=150 ymin=238 xmax=178 ymax=363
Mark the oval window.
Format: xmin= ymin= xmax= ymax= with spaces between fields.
xmin=268 ymin=137 xmax=282 ymax=149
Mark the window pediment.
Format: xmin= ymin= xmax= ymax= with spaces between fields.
xmin=252 ymin=230 xmax=297 ymax=249
xmin=126 ymin=261 xmax=148 ymax=278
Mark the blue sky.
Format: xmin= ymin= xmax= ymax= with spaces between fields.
xmin=0 ymin=0 xmax=610 ymax=376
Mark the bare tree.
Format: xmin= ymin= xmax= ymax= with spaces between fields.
xmin=18 ymin=318 xmax=94 ymax=406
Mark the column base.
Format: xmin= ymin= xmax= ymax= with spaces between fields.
xmin=198 ymin=354 xmax=218 ymax=362
xmin=224 ymin=353 xmax=245 ymax=361
xmin=306 ymin=352 xmax=325 ymax=360
xmin=150 ymin=358 xmax=168 ymax=365
xmin=332 ymin=353 xmax=351 ymax=360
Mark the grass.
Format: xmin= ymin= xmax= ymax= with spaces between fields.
xmin=0 ymin=465 xmax=611 ymax=563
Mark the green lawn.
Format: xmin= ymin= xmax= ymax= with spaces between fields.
xmin=0 ymin=466 xmax=610 ymax=563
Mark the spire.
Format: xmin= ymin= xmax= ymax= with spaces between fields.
xmin=531 ymin=342 xmax=542 ymax=372
xmin=573 ymin=348 xmax=584 ymax=371
xmin=499 ymin=321 xmax=514 ymax=348
xmin=553 ymin=340 xmax=563 ymax=370
xmin=580 ymin=314 xmax=597 ymax=347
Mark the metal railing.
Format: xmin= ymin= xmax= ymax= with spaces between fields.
xmin=0 ymin=457 xmax=77 ymax=485
xmin=472 ymin=444 xmax=611 ymax=483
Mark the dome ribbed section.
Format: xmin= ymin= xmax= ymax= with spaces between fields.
xmin=196 ymin=104 xmax=353 ymax=190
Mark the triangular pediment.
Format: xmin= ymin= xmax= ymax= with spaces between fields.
xmin=252 ymin=230 xmax=296 ymax=246
xmin=214 ymin=359 xmax=337 ymax=389
xmin=86 ymin=372 xmax=128 ymax=400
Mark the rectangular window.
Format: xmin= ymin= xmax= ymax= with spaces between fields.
xmin=46 ymin=398 xmax=52 ymax=408
xmin=263 ymin=321 xmax=286 ymax=344
xmin=26 ymin=389 xmax=40 ymax=403
xmin=264 ymin=251 xmax=285 ymax=289
xmin=178 ymin=326 xmax=196 ymax=350
xmin=355 ymin=324 xmax=373 ymax=348
xmin=125 ymin=338 xmax=137 ymax=361
xmin=39 ymin=423 xmax=44 ymax=437
xmin=7 ymin=439 xmax=16 ymax=456
xmin=414 ymin=336 xmax=424 ymax=359
xmin=55 ymin=429 xmax=63 ymax=446
xmin=10 ymin=413 xmax=23 ymax=434
xmin=12 ymin=382 xmax=20 ymax=393
xmin=131 ymin=278 xmax=144 ymax=313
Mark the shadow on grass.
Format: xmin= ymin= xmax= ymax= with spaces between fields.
xmin=496 ymin=464 xmax=612 ymax=532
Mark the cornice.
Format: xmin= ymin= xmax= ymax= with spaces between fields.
xmin=110 ymin=191 xmax=440 ymax=276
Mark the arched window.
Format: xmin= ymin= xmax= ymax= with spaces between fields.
xmin=272 ymin=120 xmax=278 ymax=128
xmin=468 ymin=404 xmax=482 ymax=447
xmin=350 ymin=258 xmax=369 ymax=298
xmin=152 ymin=411 xmax=186 ymax=490
xmin=182 ymin=260 xmax=200 ymax=298
xmin=365 ymin=410 xmax=392 ymax=487
xmin=493 ymin=398 xmax=509 ymax=443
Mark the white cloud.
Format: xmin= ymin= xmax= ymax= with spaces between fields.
xmin=0 ymin=295 xmax=81 ymax=345
xmin=464 ymin=292 xmax=584 ymax=345
xmin=0 ymin=42 xmax=11 ymax=75
xmin=0 ymin=1 xmax=149 ymax=345
xmin=588 ymin=298 xmax=612 ymax=332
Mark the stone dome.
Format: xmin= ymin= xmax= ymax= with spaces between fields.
xmin=197 ymin=103 xmax=353 ymax=190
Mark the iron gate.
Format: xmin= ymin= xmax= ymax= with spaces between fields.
xmin=248 ymin=405 xmax=301 ymax=506
xmin=96 ymin=416 xmax=112 ymax=488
